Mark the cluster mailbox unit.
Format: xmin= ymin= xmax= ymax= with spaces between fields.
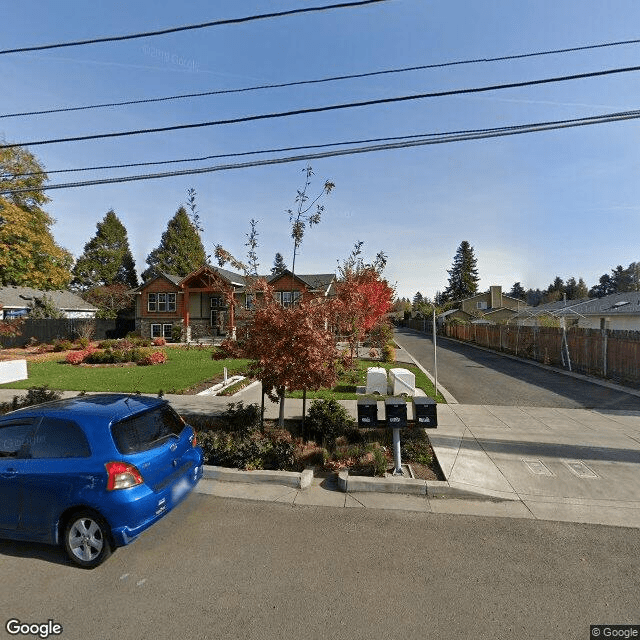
xmin=355 ymin=395 xmax=438 ymax=476
xmin=356 ymin=397 xmax=438 ymax=429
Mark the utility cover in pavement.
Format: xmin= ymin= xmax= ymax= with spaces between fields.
xmin=522 ymin=459 xmax=554 ymax=476
xmin=563 ymin=460 xmax=598 ymax=478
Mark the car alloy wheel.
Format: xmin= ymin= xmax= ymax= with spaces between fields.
xmin=64 ymin=512 xmax=111 ymax=569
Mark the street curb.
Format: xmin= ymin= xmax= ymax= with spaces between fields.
xmin=203 ymin=465 xmax=314 ymax=489
xmin=336 ymin=470 xmax=519 ymax=500
xmin=394 ymin=338 xmax=458 ymax=404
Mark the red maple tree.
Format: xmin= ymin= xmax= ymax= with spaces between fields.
xmin=333 ymin=267 xmax=394 ymax=361
xmin=215 ymin=280 xmax=338 ymax=425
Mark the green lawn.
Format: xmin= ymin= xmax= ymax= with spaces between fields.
xmin=287 ymin=359 xmax=446 ymax=402
xmin=0 ymin=348 xmax=249 ymax=395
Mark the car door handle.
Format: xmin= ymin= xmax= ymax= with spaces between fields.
xmin=0 ymin=468 xmax=18 ymax=478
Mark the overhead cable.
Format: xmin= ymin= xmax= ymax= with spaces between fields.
xmin=0 ymin=0 xmax=389 ymax=55
xmin=3 ymin=36 xmax=640 ymax=119
xmin=10 ymin=130 xmax=514 ymax=178
xmin=2 ymin=109 xmax=639 ymax=195
xmin=3 ymin=64 xmax=640 ymax=149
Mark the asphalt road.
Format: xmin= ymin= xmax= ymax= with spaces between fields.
xmin=395 ymin=327 xmax=640 ymax=410
xmin=1 ymin=493 xmax=638 ymax=640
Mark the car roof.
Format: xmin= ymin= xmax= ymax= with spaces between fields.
xmin=0 ymin=393 xmax=166 ymax=424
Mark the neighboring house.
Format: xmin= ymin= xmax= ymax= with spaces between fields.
xmin=132 ymin=266 xmax=336 ymax=340
xmin=511 ymin=291 xmax=640 ymax=331
xmin=438 ymin=286 xmax=524 ymax=325
xmin=0 ymin=286 xmax=98 ymax=319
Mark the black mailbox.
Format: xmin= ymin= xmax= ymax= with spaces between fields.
xmin=385 ymin=397 xmax=407 ymax=429
xmin=357 ymin=399 xmax=378 ymax=428
xmin=412 ymin=397 xmax=438 ymax=428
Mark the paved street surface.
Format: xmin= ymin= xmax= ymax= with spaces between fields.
xmin=1 ymin=494 xmax=639 ymax=640
xmin=394 ymin=327 xmax=640 ymax=409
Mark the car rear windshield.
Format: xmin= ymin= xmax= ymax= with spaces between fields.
xmin=111 ymin=405 xmax=186 ymax=454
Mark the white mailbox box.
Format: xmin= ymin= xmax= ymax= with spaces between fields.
xmin=365 ymin=367 xmax=388 ymax=395
xmin=389 ymin=368 xmax=415 ymax=396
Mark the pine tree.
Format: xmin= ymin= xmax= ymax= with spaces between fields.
xmin=142 ymin=206 xmax=207 ymax=281
xmin=412 ymin=291 xmax=424 ymax=308
xmin=271 ymin=252 xmax=288 ymax=276
xmin=0 ymin=146 xmax=73 ymax=289
xmin=443 ymin=241 xmax=479 ymax=301
xmin=509 ymin=282 xmax=526 ymax=300
xmin=72 ymin=210 xmax=138 ymax=291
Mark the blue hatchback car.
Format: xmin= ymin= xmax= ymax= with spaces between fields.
xmin=0 ymin=393 xmax=203 ymax=568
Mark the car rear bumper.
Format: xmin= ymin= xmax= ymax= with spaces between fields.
xmin=109 ymin=462 xmax=203 ymax=547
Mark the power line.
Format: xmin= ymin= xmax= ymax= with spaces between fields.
xmin=3 ymin=37 xmax=640 ymax=119
xmin=0 ymin=0 xmax=389 ymax=55
xmin=3 ymin=64 xmax=640 ymax=149
xmin=3 ymin=110 xmax=639 ymax=195
xmin=7 ymin=130 xmax=516 ymax=178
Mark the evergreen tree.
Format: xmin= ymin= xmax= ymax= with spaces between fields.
xmin=0 ymin=146 xmax=73 ymax=289
xmin=142 ymin=206 xmax=207 ymax=281
xmin=509 ymin=282 xmax=526 ymax=300
xmin=72 ymin=210 xmax=138 ymax=291
xmin=443 ymin=241 xmax=479 ymax=301
xmin=412 ymin=291 xmax=424 ymax=308
xmin=611 ymin=265 xmax=634 ymax=293
xmin=271 ymin=252 xmax=288 ymax=276
xmin=563 ymin=277 xmax=588 ymax=301
xmin=589 ymin=273 xmax=616 ymax=298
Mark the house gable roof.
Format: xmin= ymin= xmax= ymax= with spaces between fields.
xmin=133 ymin=270 xmax=181 ymax=292
xmin=179 ymin=265 xmax=246 ymax=289
xmin=514 ymin=292 xmax=640 ymax=319
xmin=267 ymin=270 xmax=335 ymax=293
xmin=0 ymin=286 xmax=98 ymax=312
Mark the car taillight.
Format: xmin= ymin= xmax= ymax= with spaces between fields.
xmin=105 ymin=462 xmax=144 ymax=491
xmin=191 ymin=432 xmax=197 ymax=447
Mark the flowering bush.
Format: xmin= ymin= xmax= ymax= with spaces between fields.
xmin=65 ymin=346 xmax=96 ymax=365
xmin=138 ymin=350 xmax=167 ymax=366
xmin=152 ymin=337 xmax=166 ymax=346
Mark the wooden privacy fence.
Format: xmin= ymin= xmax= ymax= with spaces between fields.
xmin=1 ymin=318 xmax=135 ymax=348
xmin=403 ymin=318 xmax=640 ymax=387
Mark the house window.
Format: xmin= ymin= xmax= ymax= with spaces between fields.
xmin=476 ymin=301 xmax=487 ymax=310
xmin=245 ymin=294 xmax=254 ymax=310
xmin=276 ymin=291 xmax=300 ymax=307
xmin=149 ymin=292 xmax=176 ymax=312
xmin=210 ymin=296 xmax=223 ymax=308
xmin=151 ymin=324 xmax=173 ymax=339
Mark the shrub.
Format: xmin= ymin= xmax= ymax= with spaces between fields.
xmin=53 ymin=339 xmax=73 ymax=352
xmin=66 ymin=350 xmax=87 ymax=365
xmin=138 ymin=350 xmax=167 ymax=366
xmin=77 ymin=337 xmax=90 ymax=349
xmin=197 ymin=428 xmax=294 ymax=471
xmin=152 ymin=337 xmax=166 ymax=346
xmin=219 ymin=402 xmax=262 ymax=436
xmin=306 ymin=398 xmax=356 ymax=452
xmin=382 ymin=342 xmax=396 ymax=362
xmin=171 ymin=325 xmax=183 ymax=343
xmin=401 ymin=438 xmax=433 ymax=466
xmin=98 ymin=339 xmax=117 ymax=350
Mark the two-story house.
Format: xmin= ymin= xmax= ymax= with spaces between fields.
xmin=133 ymin=266 xmax=335 ymax=341
xmin=439 ymin=286 xmax=524 ymax=325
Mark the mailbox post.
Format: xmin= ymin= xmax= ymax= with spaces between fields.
xmin=385 ymin=397 xmax=407 ymax=475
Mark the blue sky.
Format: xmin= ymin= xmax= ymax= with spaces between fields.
xmin=2 ymin=0 xmax=640 ymax=299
